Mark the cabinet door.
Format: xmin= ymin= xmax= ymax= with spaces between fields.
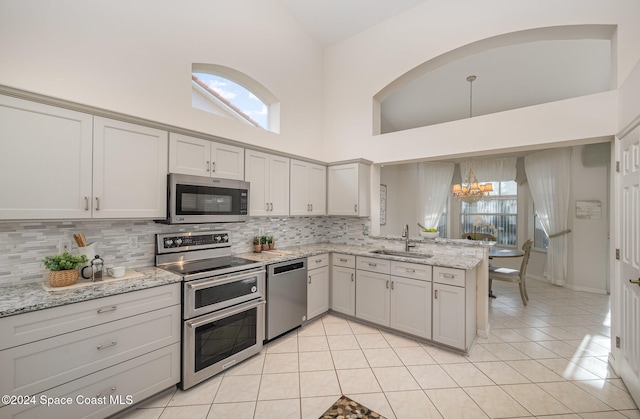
xmin=290 ymin=160 xmax=310 ymax=216
xmin=0 ymin=95 xmax=93 ymax=220
xmin=245 ymin=150 xmax=270 ymax=216
xmin=211 ymin=142 xmax=244 ymax=180
xmin=93 ymin=117 xmax=168 ymax=218
xmin=328 ymin=164 xmax=358 ymax=215
xmin=308 ymin=163 xmax=327 ymax=215
xmin=168 ymin=133 xmax=210 ymax=177
xmin=432 ymin=282 xmax=465 ymax=349
xmin=307 ymin=266 xmax=329 ymax=320
xmin=390 ymin=276 xmax=431 ymax=339
xmin=331 ymin=266 xmax=355 ymax=316
xmin=268 ymin=154 xmax=290 ymax=216
xmin=355 ymin=270 xmax=390 ymax=326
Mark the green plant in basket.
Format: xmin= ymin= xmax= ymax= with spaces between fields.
xmin=43 ymin=252 xmax=88 ymax=271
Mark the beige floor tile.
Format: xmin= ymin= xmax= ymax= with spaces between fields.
xmin=407 ymin=364 xmax=457 ymax=389
xmin=265 ymin=333 xmax=298 ymax=353
xmin=476 ymin=342 xmax=530 ymax=361
xmin=356 ymin=333 xmax=391 ymax=349
xmin=262 ymin=352 xmax=299 ymax=373
xmin=214 ymin=375 xmax=261 ymax=403
xmin=394 ymin=346 xmax=437 ymax=366
xmin=619 ymin=409 xmax=640 ymax=418
xmin=579 ymin=412 xmax=632 ymax=419
xmin=509 ymin=340 xmax=561 ymax=359
xmin=134 ymin=387 xmax=176 ymax=408
xmin=381 ymin=331 xmax=420 ymax=348
xmin=301 ymin=395 xmax=343 ymax=419
xmin=223 ymin=352 xmax=265 ymax=376
xmin=422 ymin=345 xmax=469 ymax=364
xmin=537 ymin=340 xmax=585 ymax=357
xmin=206 ymin=401 xmax=255 ymax=419
xmin=167 ymin=375 xmax=222 ymax=406
xmin=506 ymin=359 xmax=566 ymax=382
xmin=158 ymin=405 xmax=210 ymax=419
xmin=327 ymin=334 xmax=360 ymax=351
xmin=372 ymin=366 xmax=421 ymax=391
xmin=425 ymin=387 xmax=489 ymax=418
xmin=440 ymin=363 xmax=494 ymax=387
xmin=298 ymin=335 xmax=330 ymax=352
xmin=490 ymin=328 xmax=531 ymax=342
xmin=322 ymin=313 xmax=349 ymax=324
xmin=465 ymin=344 xmax=500 ymax=362
xmin=323 ymin=321 xmax=354 ymax=335
xmin=463 ymin=385 xmax=530 ymax=418
xmin=336 ymin=368 xmax=382 ymax=394
xmin=537 ymin=381 xmax=615 ymax=413
xmin=385 ymin=389 xmax=441 ymax=419
xmin=573 ymin=356 xmax=618 ymax=379
xmin=299 ymin=350 xmax=335 ymax=371
xmin=537 ymin=358 xmax=601 ymax=381
xmin=363 ymin=347 xmax=404 ymax=367
xmin=501 ymin=383 xmax=572 ymax=416
xmin=254 ymin=398 xmax=300 ymax=418
xmin=331 ymin=349 xmax=370 ymax=369
xmin=348 ymin=321 xmax=381 ymax=334
xmin=473 ymin=361 xmax=530 ymax=385
xmin=298 ymin=319 xmax=326 ymax=337
xmin=573 ymin=379 xmax=638 ymax=410
xmin=257 ymin=372 xmax=300 ymax=400
xmin=118 ymin=408 xmax=164 ymax=419
xmin=299 ymin=370 xmax=341 ymax=397
xmin=346 ymin=392 xmax=396 ymax=419
xmin=511 ymin=327 xmax=557 ymax=341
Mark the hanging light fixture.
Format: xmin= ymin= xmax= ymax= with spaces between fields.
xmin=452 ymin=75 xmax=493 ymax=203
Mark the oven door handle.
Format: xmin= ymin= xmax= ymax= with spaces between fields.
xmin=186 ymin=268 xmax=266 ymax=290
xmin=186 ymin=299 xmax=266 ymax=329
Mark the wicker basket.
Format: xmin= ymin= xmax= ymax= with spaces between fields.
xmin=48 ymin=269 xmax=79 ymax=287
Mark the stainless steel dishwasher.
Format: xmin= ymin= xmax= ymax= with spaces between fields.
xmin=266 ymin=258 xmax=307 ymax=341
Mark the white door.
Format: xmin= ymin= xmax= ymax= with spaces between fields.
xmin=619 ymin=126 xmax=640 ymax=403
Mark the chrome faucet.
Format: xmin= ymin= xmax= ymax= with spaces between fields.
xmin=402 ymin=223 xmax=415 ymax=252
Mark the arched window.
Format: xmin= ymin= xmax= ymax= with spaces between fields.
xmin=192 ymin=64 xmax=280 ymax=133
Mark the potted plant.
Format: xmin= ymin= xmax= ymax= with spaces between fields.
xmin=253 ymin=236 xmax=262 ymax=253
xmin=43 ymin=252 xmax=88 ymax=287
xmin=261 ymin=236 xmax=269 ymax=251
xmin=267 ymin=236 xmax=275 ymax=250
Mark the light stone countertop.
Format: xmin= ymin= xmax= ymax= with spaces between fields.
xmin=0 ymin=242 xmax=483 ymax=318
xmin=0 ymin=267 xmax=182 ymax=318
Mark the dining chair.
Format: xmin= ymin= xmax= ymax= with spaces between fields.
xmin=489 ymin=239 xmax=533 ymax=305
xmin=461 ymin=233 xmax=496 ymax=241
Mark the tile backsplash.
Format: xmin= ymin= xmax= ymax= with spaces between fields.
xmin=0 ymin=217 xmax=373 ymax=286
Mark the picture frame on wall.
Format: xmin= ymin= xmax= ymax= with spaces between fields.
xmin=380 ymin=184 xmax=387 ymax=225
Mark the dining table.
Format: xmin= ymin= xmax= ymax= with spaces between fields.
xmin=487 ymin=246 xmax=524 ymax=298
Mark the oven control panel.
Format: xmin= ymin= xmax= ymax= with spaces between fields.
xmin=156 ymin=231 xmax=230 ymax=252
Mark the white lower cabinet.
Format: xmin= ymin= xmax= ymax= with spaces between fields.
xmin=355 ymin=269 xmax=390 ymax=325
xmin=331 ymin=254 xmax=356 ymax=316
xmin=0 ymin=283 xmax=181 ymax=418
xmin=432 ymin=266 xmax=476 ymax=351
xmin=307 ymin=254 xmax=329 ymax=320
xmin=390 ymin=275 xmax=432 ymax=339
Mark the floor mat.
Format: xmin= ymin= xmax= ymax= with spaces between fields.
xmin=319 ymin=395 xmax=386 ymax=419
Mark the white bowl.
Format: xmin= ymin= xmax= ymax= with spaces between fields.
xmin=420 ymin=231 xmax=439 ymax=239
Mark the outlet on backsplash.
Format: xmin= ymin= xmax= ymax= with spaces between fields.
xmin=59 ymin=240 xmax=70 ymax=253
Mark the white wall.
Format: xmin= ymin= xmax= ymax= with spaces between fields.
xmin=323 ymin=0 xmax=640 ymax=164
xmin=379 ymin=163 xmax=418 ymax=236
xmin=0 ymin=0 xmax=325 ymax=160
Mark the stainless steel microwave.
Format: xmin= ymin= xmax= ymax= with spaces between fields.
xmin=163 ymin=174 xmax=249 ymax=224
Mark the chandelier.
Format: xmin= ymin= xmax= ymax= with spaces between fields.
xmin=451 ymin=75 xmax=493 ymax=203
xmin=452 ymin=166 xmax=493 ymax=203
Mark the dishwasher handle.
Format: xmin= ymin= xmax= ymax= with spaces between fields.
xmin=268 ymin=259 xmax=307 ymax=276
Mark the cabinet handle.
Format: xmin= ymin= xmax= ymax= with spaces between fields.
xmin=406 ymin=268 xmax=415 ymax=273
xmin=308 ymin=275 xmax=312 ymax=284
xmin=391 ymin=281 xmax=395 ymax=290
xmin=434 ymin=290 xmax=438 ymax=299
xmin=97 ymin=340 xmax=117 ymax=350
xmin=84 ymin=196 xmax=89 ymax=211
xmin=354 ymin=204 xmax=358 ymax=212
xmin=96 ymin=386 xmax=117 ymax=398
xmin=307 ymin=204 xmax=311 ymax=211
xmin=212 ymin=161 xmax=216 ymax=172
xmin=368 ymin=262 xmax=377 ymax=267
xmin=270 ymin=203 xmax=273 ymax=211
xmin=97 ymin=305 xmax=117 ymax=314
xmin=310 ymin=204 xmax=313 ymax=211
xmin=265 ymin=202 xmax=269 ymax=211
xmin=340 ymin=258 xmax=348 ymax=262
xmin=315 ymin=259 xmax=323 ymax=263
xmin=386 ymin=280 xmax=389 ymax=289
xmin=351 ymin=273 xmax=354 ymax=282
xmin=95 ymin=197 xmax=100 ymax=211
xmin=206 ymin=161 xmax=210 ymax=172
xmin=442 ymin=273 xmax=456 ymax=279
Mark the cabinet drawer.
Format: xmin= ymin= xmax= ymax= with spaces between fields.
xmin=308 ymin=253 xmax=329 ymax=270
xmin=356 ymin=256 xmax=391 ymax=274
xmin=0 ymin=305 xmax=180 ymax=398
xmin=0 ymin=283 xmax=181 ymax=351
xmin=433 ymin=266 xmax=466 ymax=287
xmin=0 ymin=343 xmax=180 ymax=418
xmin=390 ymin=261 xmax=432 ymax=281
xmin=332 ymin=253 xmax=355 ymax=268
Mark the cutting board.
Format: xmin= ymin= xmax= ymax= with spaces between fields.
xmin=42 ymin=269 xmax=144 ymax=291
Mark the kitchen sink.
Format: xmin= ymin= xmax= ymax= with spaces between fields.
xmin=369 ymin=249 xmax=433 ymax=259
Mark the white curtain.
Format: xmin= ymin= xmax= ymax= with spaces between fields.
xmin=460 ymin=157 xmax=517 ymax=182
xmin=417 ymin=162 xmax=455 ymax=229
xmin=524 ymin=148 xmax=571 ymax=286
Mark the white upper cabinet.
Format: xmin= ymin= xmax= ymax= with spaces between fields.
xmin=169 ymin=133 xmax=244 ymax=180
xmin=327 ymin=162 xmax=370 ymax=216
xmin=290 ymin=159 xmax=326 ymax=216
xmin=0 ymin=95 xmax=93 ymax=219
xmin=93 ymin=117 xmax=168 ymax=219
xmin=245 ymin=150 xmax=289 ymax=216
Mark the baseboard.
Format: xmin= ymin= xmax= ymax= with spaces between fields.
xmin=563 ymin=283 xmax=608 ymax=295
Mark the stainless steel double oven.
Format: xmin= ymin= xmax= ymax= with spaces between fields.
xmin=156 ymin=231 xmax=265 ymax=390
